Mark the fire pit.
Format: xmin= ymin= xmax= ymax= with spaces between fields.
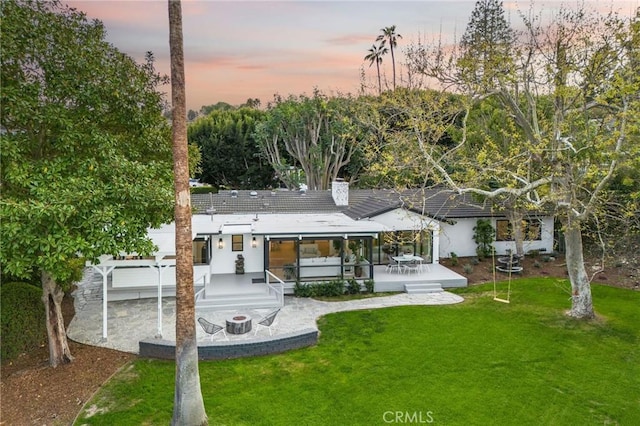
xmin=226 ymin=314 xmax=252 ymax=334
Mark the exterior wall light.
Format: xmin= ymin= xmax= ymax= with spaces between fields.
xmin=218 ymin=238 xmax=224 ymax=249
xmin=251 ymin=236 xmax=257 ymax=248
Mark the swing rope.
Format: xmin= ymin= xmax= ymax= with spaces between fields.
xmin=492 ymin=247 xmax=512 ymax=304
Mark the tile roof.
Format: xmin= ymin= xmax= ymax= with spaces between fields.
xmin=192 ymin=187 xmax=524 ymax=220
xmin=192 ymin=190 xmax=339 ymax=215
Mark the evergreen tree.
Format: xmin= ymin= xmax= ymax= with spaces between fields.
xmin=458 ymin=0 xmax=515 ymax=91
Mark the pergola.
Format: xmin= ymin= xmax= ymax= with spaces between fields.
xmin=87 ymin=223 xmax=184 ymax=341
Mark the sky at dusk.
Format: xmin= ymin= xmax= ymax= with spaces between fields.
xmin=65 ymin=0 xmax=639 ymax=111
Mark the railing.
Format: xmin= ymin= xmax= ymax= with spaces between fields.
xmin=265 ymin=270 xmax=285 ymax=307
xmin=194 ymin=273 xmax=208 ymax=301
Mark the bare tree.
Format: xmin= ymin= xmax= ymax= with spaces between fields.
xmin=404 ymin=5 xmax=639 ymax=319
xmin=168 ymin=1 xmax=207 ymax=424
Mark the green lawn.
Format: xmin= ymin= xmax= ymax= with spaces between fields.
xmin=76 ymin=278 xmax=640 ymax=425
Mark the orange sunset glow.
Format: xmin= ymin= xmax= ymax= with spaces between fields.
xmin=65 ymin=0 xmax=638 ymax=110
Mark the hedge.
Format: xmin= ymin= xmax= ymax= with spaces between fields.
xmin=0 ymin=282 xmax=47 ymax=360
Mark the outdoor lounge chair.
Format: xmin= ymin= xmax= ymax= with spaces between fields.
xmin=254 ymin=308 xmax=280 ymax=336
xmin=198 ymin=317 xmax=228 ymax=341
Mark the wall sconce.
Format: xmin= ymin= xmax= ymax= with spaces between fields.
xmin=218 ymin=238 xmax=224 ymax=249
xmin=251 ymin=237 xmax=257 ymax=248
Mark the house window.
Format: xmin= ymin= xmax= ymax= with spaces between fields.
xmin=496 ymin=219 xmax=542 ymax=241
xmin=232 ymin=235 xmax=243 ymax=251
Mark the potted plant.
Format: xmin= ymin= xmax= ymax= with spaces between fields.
xmin=355 ymin=255 xmax=365 ymax=277
xmin=283 ymin=263 xmax=295 ymax=280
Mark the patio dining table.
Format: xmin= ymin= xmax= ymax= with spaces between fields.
xmin=391 ymin=255 xmax=428 ymax=273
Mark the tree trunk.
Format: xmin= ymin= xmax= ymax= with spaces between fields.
xmin=563 ymin=220 xmax=595 ymax=319
xmin=506 ymin=209 xmax=525 ymax=257
xmin=41 ymin=271 xmax=73 ymax=367
xmin=169 ymin=1 xmax=207 ymax=424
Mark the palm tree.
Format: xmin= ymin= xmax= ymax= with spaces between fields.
xmin=364 ymin=41 xmax=388 ymax=95
xmin=168 ymin=1 xmax=207 ymax=424
xmin=376 ymin=25 xmax=402 ymax=90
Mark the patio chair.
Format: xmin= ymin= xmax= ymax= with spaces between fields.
xmin=198 ymin=317 xmax=228 ymax=341
xmin=254 ymin=308 xmax=280 ymax=336
xmin=404 ymin=260 xmax=421 ymax=275
xmin=386 ymin=255 xmax=401 ymax=274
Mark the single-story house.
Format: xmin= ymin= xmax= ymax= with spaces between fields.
xmin=92 ymin=180 xmax=553 ymax=292
xmin=88 ymin=181 xmax=553 ymax=339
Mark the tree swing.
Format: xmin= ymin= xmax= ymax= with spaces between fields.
xmin=492 ymin=248 xmax=512 ymax=304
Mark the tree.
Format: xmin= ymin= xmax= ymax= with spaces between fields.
xmin=457 ymin=0 xmax=515 ymax=92
xmin=1 ymin=0 xmax=174 ymax=366
xmin=188 ymin=108 xmax=277 ymax=189
xmin=187 ymin=109 xmax=198 ymax=121
xmin=376 ymin=25 xmax=402 ymax=90
xmin=255 ymin=90 xmax=361 ymax=190
xmin=405 ymin=4 xmax=639 ymax=319
xmin=168 ymin=1 xmax=207 ymax=424
xmin=199 ymin=101 xmax=234 ymax=116
xmin=364 ymin=42 xmax=388 ymax=95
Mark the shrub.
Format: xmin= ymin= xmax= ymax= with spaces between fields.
xmin=533 ymin=261 xmax=542 ymax=268
xmin=0 ymin=282 xmax=46 ymax=360
xmin=542 ymin=256 xmax=552 ymax=263
xmin=450 ymin=252 xmax=459 ymax=266
xmin=294 ymin=280 xmax=345 ymax=298
xmin=364 ymin=279 xmax=375 ymax=293
xmin=463 ymin=263 xmax=474 ymax=274
xmin=293 ymin=281 xmax=312 ymax=297
xmin=471 ymin=258 xmax=480 ymax=265
xmin=322 ymin=279 xmax=345 ymax=297
xmin=473 ymin=219 xmax=495 ymax=259
xmin=346 ymin=278 xmax=361 ymax=295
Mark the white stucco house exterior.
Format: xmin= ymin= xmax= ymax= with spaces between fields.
xmin=87 ymin=181 xmax=555 ymax=339
xmin=90 ymin=181 xmax=554 ymax=305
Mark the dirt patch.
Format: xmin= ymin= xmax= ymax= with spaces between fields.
xmin=1 ymin=254 xmax=637 ymax=425
xmin=444 ymin=253 xmax=640 ymax=290
xmin=1 ymin=294 xmax=135 ymax=426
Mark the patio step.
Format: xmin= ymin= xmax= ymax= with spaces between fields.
xmin=404 ymin=283 xmax=443 ymax=294
xmin=196 ymin=292 xmax=281 ymax=311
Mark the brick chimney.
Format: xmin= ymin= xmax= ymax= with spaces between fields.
xmin=331 ymin=179 xmax=349 ymax=206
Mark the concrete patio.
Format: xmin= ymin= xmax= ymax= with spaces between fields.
xmin=67 ymin=268 xmax=465 ymax=357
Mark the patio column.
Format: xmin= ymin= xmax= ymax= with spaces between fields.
xmin=150 ymin=263 xmax=171 ymax=339
xmin=432 ymin=226 xmax=440 ymax=264
xmin=92 ymin=265 xmax=115 ymax=341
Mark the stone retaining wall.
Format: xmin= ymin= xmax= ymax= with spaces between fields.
xmin=139 ymin=329 xmax=319 ymax=360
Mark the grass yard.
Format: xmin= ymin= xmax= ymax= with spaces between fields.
xmin=76 ymin=278 xmax=639 ymax=425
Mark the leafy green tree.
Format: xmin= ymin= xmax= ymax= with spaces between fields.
xmin=188 ymin=108 xmax=276 ymax=189
xmin=255 ymin=90 xmax=361 ymax=190
xmin=376 ymin=25 xmax=402 ymax=90
xmin=354 ymin=88 xmax=464 ymax=189
xmin=1 ymin=0 xmax=174 ymax=366
xmin=364 ymin=42 xmax=388 ymax=95
xmin=168 ymin=1 xmax=207 ymax=423
xmin=200 ymin=101 xmax=234 ymax=116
